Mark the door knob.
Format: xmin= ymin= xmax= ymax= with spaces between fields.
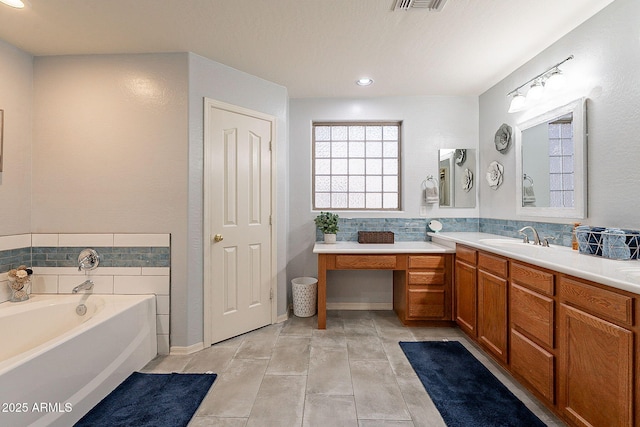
xmin=213 ymin=234 xmax=224 ymax=242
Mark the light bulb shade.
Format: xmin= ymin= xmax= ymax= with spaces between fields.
xmin=508 ymin=93 xmax=526 ymax=112
xmin=527 ymin=80 xmax=544 ymax=100
xmin=545 ymin=69 xmax=565 ymax=90
xmin=0 ymin=0 xmax=25 ymax=8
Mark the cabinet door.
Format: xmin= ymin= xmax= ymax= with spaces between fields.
xmin=478 ymin=269 xmax=508 ymax=364
xmin=455 ymin=260 xmax=477 ymax=336
xmin=407 ymin=288 xmax=445 ymax=318
xmin=559 ymin=303 xmax=633 ymax=427
xmin=511 ymin=329 xmax=555 ymax=404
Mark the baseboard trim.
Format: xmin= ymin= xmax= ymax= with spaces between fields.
xmin=170 ymin=342 xmax=204 ymax=355
xmin=326 ymin=302 xmax=393 ymax=310
xmin=276 ymin=312 xmax=289 ymax=323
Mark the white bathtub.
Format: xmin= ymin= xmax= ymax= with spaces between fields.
xmin=0 ymin=294 xmax=157 ymax=427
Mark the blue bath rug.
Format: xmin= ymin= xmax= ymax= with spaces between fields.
xmin=74 ymin=372 xmax=216 ymax=427
xmin=399 ymin=341 xmax=545 ymax=427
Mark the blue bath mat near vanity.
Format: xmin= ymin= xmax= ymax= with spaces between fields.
xmin=74 ymin=372 xmax=216 ymax=427
xmin=400 ymin=341 xmax=545 ymax=427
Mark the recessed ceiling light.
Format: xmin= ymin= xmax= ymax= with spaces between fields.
xmin=0 ymin=0 xmax=25 ymax=8
xmin=356 ymin=78 xmax=374 ymax=86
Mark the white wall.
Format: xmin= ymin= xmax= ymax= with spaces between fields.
xmin=186 ymin=53 xmax=289 ymax=346
xmin=288 ymin=96 xmax=478 ymax=304
xmin=479 ymin=0 xmax=640 ymax=229
xmin=32 ymin=53 xmax=190 ymax=342
xmin=0 ymin=40 xmax=32 ymax=236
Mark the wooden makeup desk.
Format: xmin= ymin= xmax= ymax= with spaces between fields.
xmin=312 ymin=242 xmax=455 ymax=329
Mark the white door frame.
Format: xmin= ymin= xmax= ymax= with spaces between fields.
xmin=203 ymin=98 xmax=278 ymax=347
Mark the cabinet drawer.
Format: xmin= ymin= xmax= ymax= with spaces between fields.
xmin=456 ymin=245 xmax=477 ymax=265
xmin=408 ymin=255 xmax=444 ymax=269
xmin=511 ymin=329 xmax=555 ymax=403
xmin=511 ymin=283 xmax=554 ymax=348
xmin=408 ymin=288 xmax=445 ymax=318
xmin=334 ymin=255 xmax=397 ymax=269
xmin=408 ymin=271 xmax=445 ymax=285
xmin=511 ymin=262 xmax=554 ymax=296
xmin=478 ymin=252 xmax=508 ymax=278
xmin=560 ymin=276 xmax=633 ymax=326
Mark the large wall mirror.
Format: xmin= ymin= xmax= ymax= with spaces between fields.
xmin=515 ymin=99 xmax=587 ymax=218
xmin=438 ymin=148 xmax=476 ymax=208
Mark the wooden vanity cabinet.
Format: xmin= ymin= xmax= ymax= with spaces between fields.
xmin=453 ymin=243 xmax=640 ymax=426
xmin=558 ymin=275 xmax=635 ymax=427
xmin=454 ymin=245 xmax=477 ymax=336
xmin=394 ymin=254 xmax=453 ymax=325
xmin=509 ymin=261 xmax=556 ymax=405
xmin=477 ymin=251 xmax=509 ymax=364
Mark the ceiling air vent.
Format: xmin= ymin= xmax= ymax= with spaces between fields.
xmin=394 ymin=0 xmax=448 ymax=11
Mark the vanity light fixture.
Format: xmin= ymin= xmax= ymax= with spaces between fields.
xmin=509 ymin=91 xmax=526 ymax=112
xmin=0 ymin=0 xmax=25 ymax=8
xmin=356 ymin=78 xmax=374 ymax=86
xmin=527 ymin=79 xmax=545 ymax=100
xmin=545 ymin=68 xmax=565 ymax=90
xmin=507 ymin=55 xmax=573 ymax=112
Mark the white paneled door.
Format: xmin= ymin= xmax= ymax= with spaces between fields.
xmin=204 ymin=99 xmax=275 ymax=346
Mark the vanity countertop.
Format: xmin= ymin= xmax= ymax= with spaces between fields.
xmin=429 ymin=232 xmax=640 ymax=295
xmin=313 ymin=241 xmax=455 ymax=254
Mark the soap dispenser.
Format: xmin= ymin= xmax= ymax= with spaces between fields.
xmin=572 ymin=222 xmax=581 ymax=250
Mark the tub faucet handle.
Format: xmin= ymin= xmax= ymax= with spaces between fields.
xmin=78 ymin=249 xmax=100 ymax=271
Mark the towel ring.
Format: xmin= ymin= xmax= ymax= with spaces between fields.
xmin=422 ymin=175 xmax=438 ymax=190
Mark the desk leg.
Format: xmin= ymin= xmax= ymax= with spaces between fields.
xmin=317 ymin=254 xmax=327 ymax=329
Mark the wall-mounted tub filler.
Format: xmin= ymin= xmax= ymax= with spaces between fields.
xmin=72 ymin=279 xmax=94 ymax=294
xmin=78 ymin=248 xmax=100 ymax=271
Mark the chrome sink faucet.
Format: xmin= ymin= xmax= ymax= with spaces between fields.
xmin=518 ymin=226 xmax=541 ymax=245
xmin=72 ymin=279 xmax=94 ymax=293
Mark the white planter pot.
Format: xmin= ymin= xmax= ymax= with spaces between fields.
xmin=324 ymin=233 xmax=337 ymax=244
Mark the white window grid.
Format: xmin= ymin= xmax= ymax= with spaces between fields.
xmin=548 ymin=116 xmax=574 ymax=208
xmin=312 ymin=121 xmax=401 ymax=211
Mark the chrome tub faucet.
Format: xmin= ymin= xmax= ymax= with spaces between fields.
xmin=72 ymin=279 xmax=94 ymax=293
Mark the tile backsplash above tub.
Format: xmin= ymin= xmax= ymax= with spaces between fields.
xmin=0 ymin=233 xmax=171 ymax=354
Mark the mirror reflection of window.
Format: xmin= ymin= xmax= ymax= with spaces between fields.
xmin=548 ymin=113 xmax=574 ymax=208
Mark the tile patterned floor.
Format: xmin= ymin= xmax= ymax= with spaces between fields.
xmin=142 ymin=311 xmax=566 ymax=427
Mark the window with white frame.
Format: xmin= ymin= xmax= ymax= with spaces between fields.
xmin=312 ymin=121 xmax=401 ymax=210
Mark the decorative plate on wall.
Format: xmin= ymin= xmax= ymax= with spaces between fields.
xmin=494 ymin=123 xmax=512 ymax=153
xmin=486 ymin=161 xmax=504 ymax=190
xmin=462 ymin=168 xmax=473 ymax=192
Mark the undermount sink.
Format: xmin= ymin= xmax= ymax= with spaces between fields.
xmin=479 ymin=238 xmax=557 ymax=250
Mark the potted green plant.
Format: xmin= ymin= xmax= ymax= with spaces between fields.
xmin=314 ymin=211 xmax=339 ymax=243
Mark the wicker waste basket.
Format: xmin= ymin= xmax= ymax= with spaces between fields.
xmin=291 ymin=277 xmax=318 ymax=317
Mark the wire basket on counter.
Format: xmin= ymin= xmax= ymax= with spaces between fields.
xmin=357 ymin=231 xmax=395 ymax=244
xmin=575 ymin=226 xmax=640 ymax=260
